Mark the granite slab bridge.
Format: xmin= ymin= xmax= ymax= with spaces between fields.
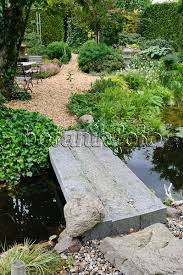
xmin=49 ymin=131 xmax=166 ymax=239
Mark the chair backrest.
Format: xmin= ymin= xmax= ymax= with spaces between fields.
xmin=29 ymin=56 xmax=42 ymax=64
xmin=16 ymin=63 xmax=25 ymax=76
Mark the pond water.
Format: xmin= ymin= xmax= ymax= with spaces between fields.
xmin=0 ymin=169 xmax=66 ymax=245
xmin=121 ymin=106 xmax=183 ymax=200
xmin=1 ymin=106 xmax=183 ymax=245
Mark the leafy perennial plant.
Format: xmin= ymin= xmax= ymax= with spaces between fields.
xmin=69 ymin=69 xmax=180 ymax=152
xmin=0 ymin=109 xmax=61 ymax=185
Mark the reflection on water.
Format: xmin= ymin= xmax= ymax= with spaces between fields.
xmin=0 ymin=169 xmax=66 ymax=245
xmin=122 ymin=137 xmax=183 ymax=200
xmin=120 ymin=106 xmax=183 ymax=200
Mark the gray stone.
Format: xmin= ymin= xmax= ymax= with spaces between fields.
xmin=49 ymin=131 xmax=166 ymax=240
xmin=54 ymin=231 xmax=82 ymax=253
xmin=100 ymin=223 xmax=183 ymax=275
xmin=64 ymin=195 xmax=105 ymax=237
xmin=166 ymin=206 xmax=182 ymax=218
xmin=172 ymin=200 xmax=183 ymax=207
xmin=78 ymin=114 xmax=94 ymax=124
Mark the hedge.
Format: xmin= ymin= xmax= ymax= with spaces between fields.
xmin=140 ymin=3 xmax=183 ymax=50
xmin=27 ymin=11 xmax=64 ymax=46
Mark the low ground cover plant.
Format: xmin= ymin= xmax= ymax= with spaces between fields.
xmin=0 ymin=108 xmax=61 ymax=185
xmin=78 ymin=40 xmax=124 ymax=73
xmin=47 ymin=41 xmax=71 ymax=64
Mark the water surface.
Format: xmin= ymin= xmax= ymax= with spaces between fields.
xmin=0 ymin=169 xmax=65 ymax=245
xmin=121 ymin=106 xmax=183 ymax=200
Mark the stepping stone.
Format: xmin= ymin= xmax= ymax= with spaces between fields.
xmin=100 ymin=223 xmax=183 ymax=275
xmin=49 ymin=131 xmax=166 ymax=239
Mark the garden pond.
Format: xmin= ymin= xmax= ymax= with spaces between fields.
xmin=121 ymin=106 xmax=183 ymax=201
xmin=0 ymin=169 xmax=66 ymax=245
xmin=0 ymin=107 xmax=183 ymax=245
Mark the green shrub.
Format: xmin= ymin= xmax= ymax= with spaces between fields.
xmin=25 ymin=32 xmax=47 ymax=56
xmin=91 ymin=78 xmax=116 ymax=93
xmin=47 ymin=41 xmax=71 ymax=63
xmin=12 ymin=90 xmax=31 ymax=101
xmin=160 ymin=56 xmax=178 ymax=71
xmin=140 ymin=2 xmax=183 ymax=50
xmin=78 ymin=40 xmax=124 ymax=73
xmin=177 ymin=51 xmax=183 ymax=63
xmin=0 ymin=92 xmax=6 ymax=105
xmin=123 ymin=71 xmax=146 ymax=90
xmin=0 ymin=240 xmax=63 ymax=275
xmin=118 ymin=32 xmax=141 ymax=46
xmin=0 ymin=109 xmax=61 ymax=185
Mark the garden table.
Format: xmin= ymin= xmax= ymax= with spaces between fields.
xmin=20 ymin=61 xmax=37 ymax=66
xmin=20 ymin=61 xmax=37 ymax=71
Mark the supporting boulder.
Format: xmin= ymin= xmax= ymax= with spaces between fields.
xmin=64 ymin=195 xmax=105 ymax=238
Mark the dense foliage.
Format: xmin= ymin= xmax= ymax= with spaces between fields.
xmin=47 ymin=41 xmax=71 ymax=63
xmin=24 ymin=32 xmax=47 ymax=56
xmin=117 ymin=0 xmax=151 ymax=11
xmin=78 ymin=40 xmax=124 ymax=73
xmin=101 ymin=11 xmax=124 ymax=45
xmin=66 ymin=18 xmax=88 ymax=49
xmin=140 ymin=2 xmax=183 ymax=50
xmin=69 ymin=57 xmax=183 ymax=152
xmin=118 ymin=32 xmax=141 ymax=46
xmin=72 ymin=0 xmax=115 ymax=43
xmin=0 ymin=109 xmax=61 ymax=185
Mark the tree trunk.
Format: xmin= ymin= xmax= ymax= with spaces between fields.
xmin=95 ymin=30 xmax=101 ymax=44
xmin=0 ymin=3 xmax=32 ymax=100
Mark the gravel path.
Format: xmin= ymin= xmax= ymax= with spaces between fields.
xmin=7 ymin=54 xmax=98 ymax=128
xmin=60 ymin=240 xmax=123 ymax=275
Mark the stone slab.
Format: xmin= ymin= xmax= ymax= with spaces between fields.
xmin=100 ymin=223 xmax=183 ymax=275
xmin=49 ymin=131 xmax=166 ymax=239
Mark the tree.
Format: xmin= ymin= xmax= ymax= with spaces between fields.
xmin=0 ymin=1 xmax=40 ymax=100
xmin=72 ymin=0 xmax=116 ymax=43
xmin=0 ymin=0 xmax=64 ymax=100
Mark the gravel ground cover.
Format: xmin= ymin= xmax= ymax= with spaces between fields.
xmin=7 ymin=54 xmax=98 ymax=128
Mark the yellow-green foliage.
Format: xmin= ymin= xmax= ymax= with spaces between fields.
xmin=105 ymin=75 xmax=129 ymax=89
xmin=123 ymin=12 xmax=139 ymax=33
